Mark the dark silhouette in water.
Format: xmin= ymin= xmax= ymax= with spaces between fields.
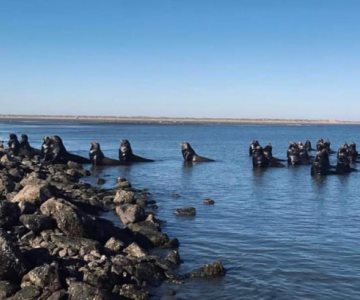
xmin=287 ymin=141 xmax=312 ymax=166
xmin=181 ymin=142 xmax=214 ymax=163
xmin=119 ymin=139 xmax=154 ymax=163
xmin=89 ymin=141 xmax=123 ymax=166
xmin=42 ymin=135 xmax=91 ymax=164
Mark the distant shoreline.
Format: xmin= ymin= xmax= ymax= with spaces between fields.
xmin=0 ymin=114 xmax=359 ymax=125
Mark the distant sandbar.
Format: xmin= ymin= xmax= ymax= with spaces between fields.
xmin=0 ymin=115 xmax=358 ymax=125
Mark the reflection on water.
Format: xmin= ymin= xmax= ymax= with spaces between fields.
xmin=1 ymin=122 xmax=360 ymax=299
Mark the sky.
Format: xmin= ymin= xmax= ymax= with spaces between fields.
xmin=1 ymin=0 xmax=360 ymax=120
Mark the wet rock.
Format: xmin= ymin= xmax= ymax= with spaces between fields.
xmin=0 ymin=229 xmax=26 ymax=281
xmin=0 ymin=201 xmax=20 ymax=228
xmin=128 ymin=221 xmax=169 ymax=248
xmin=7 ymin=285 xmax=41 ymax=300
xmin=165 ymin=250 xmax=182 ymax=266
xmin=189 ymin=261 xmax=226 ymax=278
xmin=118 ymin=284 xmax=149 ymax=300
xmin=67 ymin=281 xmax=107 ymax=300
xmin=40 ymin=197 xmax=88 ymax=237
xmin=116 ymin=177 xmax=131 ymax=189
xmin=116 ymin=204 xmax=145 ymax=225
xmin=124 ymin=242 xmax=147 ymax=258
xmin=21 ymin=263 xmax=62 ymax=292
xmin=11 ymin=183 xmax=52 ymax=205
xmin=0 ymin=281 xmax=18 ymax=299
xmin=113 ymin=190 xmax=135 ymax=205
xmin=174 ymin=207 xmax=196 ymax=216
xmin=203 ymin=198 xmax=215 ymax=205
xmin=19 ymin=214 xmax=55 ymax=233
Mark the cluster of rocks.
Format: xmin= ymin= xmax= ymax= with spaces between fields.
xmin=0 ymin=149 xmax=225 ymax=299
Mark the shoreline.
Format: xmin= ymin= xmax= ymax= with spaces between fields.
xmin=0 ymin=114 xmax=359 ymax=125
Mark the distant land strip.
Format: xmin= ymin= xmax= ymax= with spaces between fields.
xmin=0 ymin=115 xmax=359 ymax=125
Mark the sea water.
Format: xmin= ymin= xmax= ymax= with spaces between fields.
xmin=1 ymin=121 xmax=360 ymax=299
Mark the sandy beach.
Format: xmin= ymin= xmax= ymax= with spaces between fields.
xmin=0 ymin=115 xmax=358 ymax=125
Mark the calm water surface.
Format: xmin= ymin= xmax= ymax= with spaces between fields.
xmin=1 ymin=122 xmax=360 ymax=300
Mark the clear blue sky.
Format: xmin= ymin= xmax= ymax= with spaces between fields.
xmin=1 ymin=0 xmax=360 ymax=119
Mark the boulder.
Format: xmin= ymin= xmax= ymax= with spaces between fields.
xmin=189 ymin=261 xmax=226 ymax=278
xmin=203 ymin=198 xmax=215 ymax=205
xmin=0 ymin=281 xmax=18 ymax=299
xmin=124 ymin=243 xmax=147 ymax=258
xmin=21 ymin=264 xmax=62 ymax=292
xmin=40 ymin=198 xmax=88 ymax=237
xmin=67 ymin=281 xmax=107 ymax=300
xmin=0 ymin=201 xmax=20 ymax=228
xmin=0 ymin=229 xmax=26 ymax=281
xmin=128 ymin=221 xmax=169 ymax=248
xmin=113 ymin=190 xmax=135 ymax=205
xmin=11 ymin=184 xmax=52 ymax=205
xmin=50 ymin=235 xmax=100 ymax=255
xmin=104 ymin=237 xmax=125 ymax=253
xmin=116 ymin=204 xmax=145 ymax=225
xmin=19 ymin=214 xmax=55 ymax=233
xmin=118 ymin=284 xmax=149 ymax=300
xmin=7 ymin=285 xmax=41 ymax=300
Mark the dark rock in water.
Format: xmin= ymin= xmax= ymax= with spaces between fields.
xmin=0 ymin=201 xmax=20 ymax=228
xmin=128 ymin=221 xmax=169 ymax=249
xmin=189 ymin=261 xmax=226 ymax=278
xmin=21 ymin=263 xmax=62 ymax=292
xmin=203 ymin=198 xmax=215 ymax=205
xmin=96 ymin=178 xmax=106 ymax=185
xmin=118 ymin=283 xmax=149 ymax=300
xmin=19 ymin=214 xmax=55 ymax=234
xmin=165 ymin=250 xmax=182 ymax=266
xmin=7 ymin=285 xmax=41 ymax=300
xmin=116 ymin=204 xmax=145 ymax=225
xmin=0 ymin=229 xmax=26 ymax=282
xmin=0 ymin=281 xmax=18 ymax=299
xmin=116 ymin=177 xmax=132 ymax=189
xmin=174 ymin=207 xmax=196 ymax=216
xmin=67 ymin=281 xmax=107 ymax=299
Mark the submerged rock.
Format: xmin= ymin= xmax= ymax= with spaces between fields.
xmin=189 ymin=261 xmax=226 ymax=278
xmin=174 ymin=207 xmax=196 ymax=216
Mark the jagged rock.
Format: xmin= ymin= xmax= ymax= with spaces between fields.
xmin=50 ymin=235 xmax=100 ymax=254
xmin=19 ymin=173 xmax=47 ymax=187
xmin=0 ymin=281 xmax=18 ymax=299
xmin=67 ymin=281 xmax=107 ymax=300
xmin=20 ymin=214 xmax=55 ymax=233
xmin=128 ymin=221 xmax=169 ymax=248
xmin=44 ymin=289 xmax=67 ymax=300
xmin=118 ymin=284 xmax=149 ymax=300
xmin=21 ymin=264 xmax=62 ymax=292
xmin=8 ymin=285 xmax=41 ymax=300
xmin=174 ymin=207 xmax=196 ymax=216
xmin=189 ymin=261 xmax=226 ymax=278
xmin=165 ymin=250 xmax=182 ymax=265
xmin=0 ymin=201 xmax=20 ymax=228
xmin=0 ymin=229 xmax=26 ymax=281
xmin=40 ymin=198 xmax=88 ymax=237
xmin=116 ymin=204 xmax=145 ymax=225
xmin=113 ymin=190 xmax=135 ymax=205
xmin=11 ymin=183 xmax=52 ymax=205
xmin=104 ymin=237 xmax=125 ymax=253
xmin=124 ymin=243 xmax=147 ymax=258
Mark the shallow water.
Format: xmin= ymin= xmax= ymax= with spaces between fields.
xmin=1 ymin=121 xmax=360 ymax=299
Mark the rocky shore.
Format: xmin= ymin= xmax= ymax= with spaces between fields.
xmin=0 ymin=148 xmax=225 ymax=299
